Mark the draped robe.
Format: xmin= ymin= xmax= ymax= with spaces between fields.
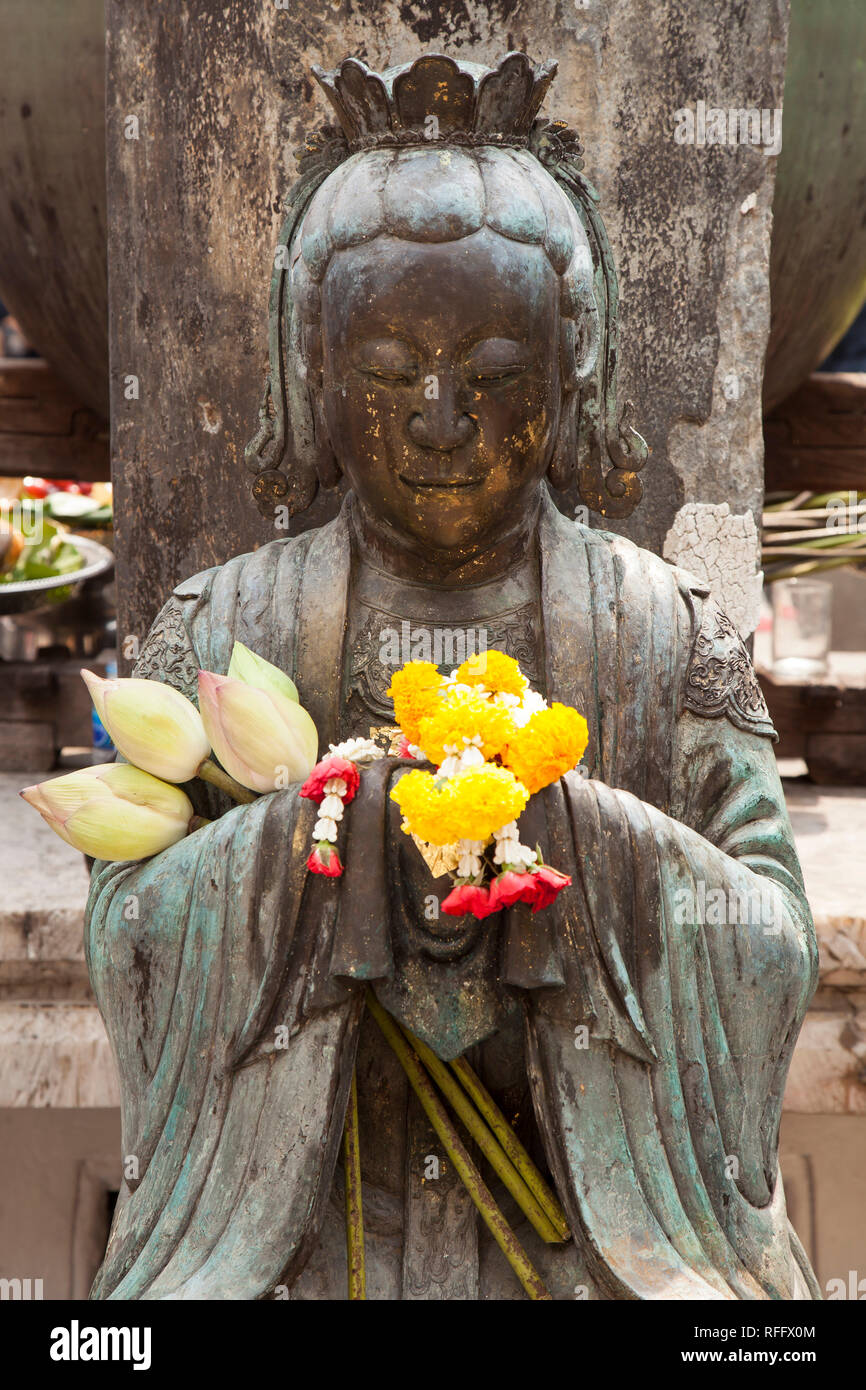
xmin=86 ymin=491 xmax=819 ymax=1300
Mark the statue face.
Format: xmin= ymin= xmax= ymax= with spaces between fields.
xmin=319 ymin=227 xmax=562 ymax=557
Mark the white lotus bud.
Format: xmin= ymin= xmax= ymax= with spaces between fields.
xmin=81 ymin=669 xmax=210 ymax=783
xmin=227 ymin=640 xmax=299 ymax=703
xmin=198 ymin=670 xmax=318 ymax=794
xmin=21 ymin=763 xmax=194 ymax=861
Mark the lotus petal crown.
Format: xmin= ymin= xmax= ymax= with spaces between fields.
xmin=311 ymin=52 xmax=557 ymax=151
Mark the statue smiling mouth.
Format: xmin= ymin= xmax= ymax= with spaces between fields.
xmin=397 ymin=473 xmax=483 ymax=490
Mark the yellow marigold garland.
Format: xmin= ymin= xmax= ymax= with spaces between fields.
xmin=455 ymin=650 xmax=528 ymax=696
xmin=418 ymin=693 xmax=516 ymax=765
xmin=447 ymin=765 xmax=529 ymax=841
xmin=502 ymin=704 xmax=589 ymax=795
xmin=305 ymin=648 xmax=583 ymax=920
xmin=387 ymin=661 xmax=444 ymax=744
xmin=391 ymin=764 xmax=529 ymax=845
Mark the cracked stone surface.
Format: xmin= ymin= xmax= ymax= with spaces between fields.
xmin=0 ymin=1003 xmax=120 ymax=1108
xmin=662 ymin=500 xmax=763 ymax=636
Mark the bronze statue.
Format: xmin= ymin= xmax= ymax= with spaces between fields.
xmin=86 ymin=53 xmax=819 ymax=1300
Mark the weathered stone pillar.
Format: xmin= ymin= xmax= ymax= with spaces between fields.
xmin=106 ymin=0 xmax=789 ymax=656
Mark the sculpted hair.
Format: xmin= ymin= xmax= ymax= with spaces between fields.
xmin=245 ymin=56 xmax=647 ymax=522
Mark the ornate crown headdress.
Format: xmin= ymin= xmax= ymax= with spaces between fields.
xmin=311 ymin=52 xmax=558 ymax=150
xmin=245 ymin=53 xmax=647 ymax=522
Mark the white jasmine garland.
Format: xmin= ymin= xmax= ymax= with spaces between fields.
xmin=456 ymin=838 xmax=487 ymax=878
xmin=435 ymin=734 xmax=486 ymax=781
xmin=497 ymin=841 xmax=537 ymax=868
xmin=442 ymin=676 xmax=476 ymax=698
xmin=329 ymin=737 xmax=383 ymax=763
xmin=493 ymin=820 xmax=537 ymax=868
xmin=313 ymin=816 xmax=339 ymax=841
xmin=511 ymin=689 xmax=548 ymax=729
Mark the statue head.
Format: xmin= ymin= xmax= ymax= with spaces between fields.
xmin=245 ymin=53 xmax=647 ymax=558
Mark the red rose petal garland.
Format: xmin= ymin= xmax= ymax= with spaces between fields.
xmin=300 ymin=739 xmax=381 ymax=875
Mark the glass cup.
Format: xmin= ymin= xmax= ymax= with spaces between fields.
xmin=771 ymin=578 xmax=832 ymax=680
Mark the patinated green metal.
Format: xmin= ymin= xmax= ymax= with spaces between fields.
xmin=85 ymin=52 xmax=819 ymax=1302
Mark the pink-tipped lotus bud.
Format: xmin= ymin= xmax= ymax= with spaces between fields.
xmin=21 ymin=763 xmax=195 ymax=861
xmin=197 ymin=670 xmax=319 ymax=794
xmin=81 ymin=669 xmax=210 ymax=783
xmin=227 ymin=641 xmax=299 ymax=704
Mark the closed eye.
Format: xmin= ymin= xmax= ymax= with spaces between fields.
xmin=467 ymin=365 xmax=527 ymax=386
xmin=359 ymin=365 xmax=416 ymax=384
xmin=353 ymin=337 xmax=418 ymax=385
xmin=464 ymin=338 xmax=531 ymax=386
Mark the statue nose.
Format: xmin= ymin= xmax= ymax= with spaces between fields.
xmin=407 ymin=387 xmax=476 ymax=452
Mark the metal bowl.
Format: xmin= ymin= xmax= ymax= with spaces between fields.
xmin=0 ymin=534 xmax=114 ymax=615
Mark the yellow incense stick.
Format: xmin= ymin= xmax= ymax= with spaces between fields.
xmin=404 ymin=1026 xmax=565 ymax=1244
xmin=366 ymin=991 xmax=551 ymax=1301
xmin=450 ymin=1054 xmax=571 ymax=1241
xmin=343 ymin=1069 xmax=366 ymax=1300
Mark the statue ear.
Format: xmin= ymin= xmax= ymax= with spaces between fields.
xmin=244 ymin=148 xmax=347 ymax=523
xmin=560 ymin=272 xmax=600 ymax=390
xmin=547 ymin=373 xmax=578 ymax=492
xmin=296 ymin=322 xmax=339 ymax=489
xmin=309 ymin=372 xmax=342 ymax=490
xmin=247 ymin=316 xmax=339 ymax=520
xmin=572 ymin=307 xmax=600 ymax=388
xmin=305 ymin=321 xmax=324 ymax=385
xmin=548 ymin=306 xmax=596 ymax=492
xmin=547 ymin=161 xmax=647 ymax=518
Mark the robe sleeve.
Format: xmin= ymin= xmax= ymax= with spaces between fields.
xmin=525 ymin=681 xmax=820 ymax=1301
xmin=86 ymin=598 xmax=363 ymax=1301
